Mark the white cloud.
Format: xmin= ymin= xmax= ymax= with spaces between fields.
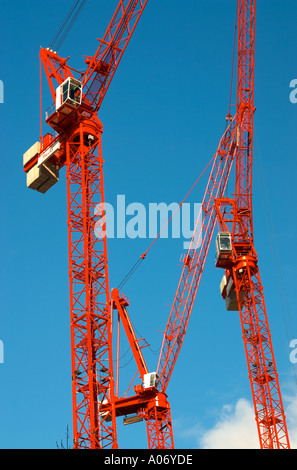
xmin=196 ymin=394 xmax=297 ymax=449
xmin=199 ymin=398 xmax=259 ymax=449
xmin=284 ymin=391 xmax=297 ymax=449
xmin=174 ymin=389 xmax=297 ymax=449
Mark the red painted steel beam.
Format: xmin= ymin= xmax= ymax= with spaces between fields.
xmin=111 ymin=288 xmax=149 ymax=381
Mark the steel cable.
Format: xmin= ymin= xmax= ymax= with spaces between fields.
xmin=49 ymin=0 xmax=88 ymax=51
xmin=116 ymin=152 xmax=217 ymax=291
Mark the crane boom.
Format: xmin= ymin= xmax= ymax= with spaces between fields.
xmin=82 ymin=0 xmax=148 ymax=113
xmin=111 ymin=288 xmax=149 ymax=381
xmin=157 ymin=114 xmax=238 ymax=391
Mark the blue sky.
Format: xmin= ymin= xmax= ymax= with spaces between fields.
xmin=0 ymin=0 xmax=297 ymax=449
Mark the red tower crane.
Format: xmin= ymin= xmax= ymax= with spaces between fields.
xmin=23 ymin=0 xmax=291 ymax=449
xmin=213 ymin=0 xmax=290 ymax=448
xmin=23 ymin=0 xmax=148 ymax=449
xmin=154 ymin=0 xmax=290 ymax=449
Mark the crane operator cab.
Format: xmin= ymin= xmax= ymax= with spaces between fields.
xmin=215 ymin=232 xmax=233 ymax=268
xmin=56 ymin=77 xmax=82 ymax=113
xmin=215 ymin=232 xmax=241 ymax=311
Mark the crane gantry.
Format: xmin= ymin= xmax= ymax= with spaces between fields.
xmin=23 ymin=0 xmax=291 ymax=449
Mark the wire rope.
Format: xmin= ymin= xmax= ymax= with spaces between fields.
xmin=49 ymin=0 xmax=88 ymax=51
xmin=116 ymin=152 xmax=216 ymax=291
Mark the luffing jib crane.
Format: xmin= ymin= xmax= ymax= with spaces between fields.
xmin=23 ymin=0 xmax=290 ymax=449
